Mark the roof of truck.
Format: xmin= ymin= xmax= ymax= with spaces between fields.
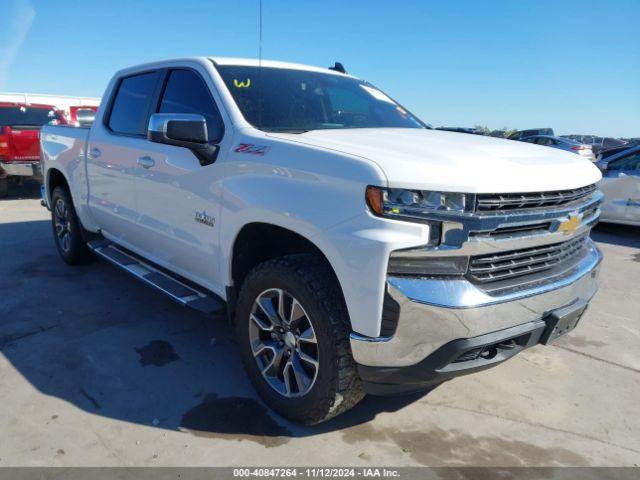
xmin=0 ymin=102 xmax=58 ymax=109
xmin=209 ymin=57 xmax=356 ymax=78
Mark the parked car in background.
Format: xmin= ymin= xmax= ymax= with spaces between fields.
xmin=597 ymin=146 xmax=640 ymax=226
xmin=0 ymin=102 xmax=65 ymax=197
xmin=508 ymin=128 xmax=554 ymax=140
xmin=520 ymin=135 xmax=596 ymax=161
xmin=68 ymin=105 xmax=98 ymax=127
xmin=597 ymin=144 xmax=633 ymax=161
xmin=589 ymin=137 xmax=628 ymax=156
xmin=561 ymin=135 xmax=594 ymax=144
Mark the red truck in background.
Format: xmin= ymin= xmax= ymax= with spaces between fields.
xmin=0 ymin=102 xmax=65 ymax=197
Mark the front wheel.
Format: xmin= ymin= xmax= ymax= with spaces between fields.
xmin=235 ymin=254 xmax=364 ymax=424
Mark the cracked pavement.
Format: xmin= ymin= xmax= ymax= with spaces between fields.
xmin=0 ymin=182 xmax=638 ymax=466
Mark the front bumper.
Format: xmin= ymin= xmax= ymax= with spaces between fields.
xmin=0 ymin=161 xmax=42 ymax=179
xmin=351 ymin=239 xmax=602 ymax=394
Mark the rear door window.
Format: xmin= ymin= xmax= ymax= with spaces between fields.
xmin=108 ymin=71 xmax=161 ymax=136
xmin=158 ymin=69 xmax=223 ymax=142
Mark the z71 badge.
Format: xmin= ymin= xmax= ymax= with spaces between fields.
xmin=234 ymin=143 xmax=270 ymax=156
xmin=195 ymin=211 xmax=215 ymax=227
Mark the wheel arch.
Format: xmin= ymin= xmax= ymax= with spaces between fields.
xmin=227 ymin=222 xmax=347 ymax=322
xmin=46 ymin=167 xmax=70 ymax=203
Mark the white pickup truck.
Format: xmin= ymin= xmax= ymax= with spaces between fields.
xmin=41 ymin=57 xmax=603 ymax=424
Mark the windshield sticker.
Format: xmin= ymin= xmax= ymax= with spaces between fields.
xmin=234 ymin=143 xmax=270 ymax=156
xmin=233 ymin=79 xmax=251 ymax=88
xmin=360 ymin=85 xmax=394 ymax=104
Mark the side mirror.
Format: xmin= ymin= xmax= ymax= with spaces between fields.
xmin=76 ymin=110 xmax=96 ymax=128
xmin=147 ymin=113 xmax=218 ymax=166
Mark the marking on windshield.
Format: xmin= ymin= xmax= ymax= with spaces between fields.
xmin=233 ymin=79 xmax=251 ymax=88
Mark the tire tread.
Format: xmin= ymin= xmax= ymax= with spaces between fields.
xmin=236 ymin=254 xmax=364 ymax=424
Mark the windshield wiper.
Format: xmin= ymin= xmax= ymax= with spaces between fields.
xmin=263 ymin=128 xmax=310 ymax=134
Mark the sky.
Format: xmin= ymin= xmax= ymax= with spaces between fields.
xmin=1 ymin=0 xmax=638 ymax=137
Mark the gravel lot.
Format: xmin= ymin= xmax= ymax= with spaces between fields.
xmin=0 ymin=182 xmax=638 ymax=467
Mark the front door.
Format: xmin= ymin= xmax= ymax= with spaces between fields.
xmin=133 ymin=68 xmax=228 ymax=289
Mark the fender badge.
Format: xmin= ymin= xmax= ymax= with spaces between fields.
xmin=234 ymin=143 xmax=270 ymax=156
xmin=195 ymin=211 xmax=215 ymax=227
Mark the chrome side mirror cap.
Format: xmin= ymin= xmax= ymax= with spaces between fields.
xmin=147 ymin=113 xmax=217 ymax=165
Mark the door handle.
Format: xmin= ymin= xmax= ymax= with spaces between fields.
xmin=89 ymin=147 xmax=101 ymax=159
xmin=137 ymin=156 xmax=156 ymax=169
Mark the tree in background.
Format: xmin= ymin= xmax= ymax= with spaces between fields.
xmin=474 ymin=125 xmax=518 ymax=138
xmin=473 ymin=125 xmax=491 ymax=135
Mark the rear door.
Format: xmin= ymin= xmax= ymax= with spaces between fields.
xmin=133 ymin=68 xmax=227 ymax=287
xmin=86 ymin=70 xmax=163 ymax=244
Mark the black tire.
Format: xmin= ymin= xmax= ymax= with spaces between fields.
xmin=0 ymin=178 xmax=8 ymax=198
xmin=235 ymin=254 xmax=364 ymax=424
xmin=50 ymin=186 xmax=93 ymax=265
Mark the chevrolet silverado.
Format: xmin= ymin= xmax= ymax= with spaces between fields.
xmin=40 ymin=57 xmax=603 ymax=424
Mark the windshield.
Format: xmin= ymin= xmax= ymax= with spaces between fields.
xmin=0 ymin=106 xmax=63 ymax=128
xmin=216 ymin=65 xmax=426 ymax=132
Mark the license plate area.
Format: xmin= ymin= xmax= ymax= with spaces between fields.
xmin=540 ymin=301 xmax=588 ymax=345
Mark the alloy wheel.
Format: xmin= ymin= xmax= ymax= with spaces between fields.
xmin=248 ymin=288 xmax=319 ymax=398
xmin=54 ymin=198 xmax=71 ymax=253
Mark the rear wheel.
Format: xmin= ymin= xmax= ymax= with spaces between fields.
xmin=235 ymin=254 xmax=364 ymax=424
xmin=51 ymin=186 xmax=93 ymax=264
xmin=0 ymin=178 xmax=8 ymax=198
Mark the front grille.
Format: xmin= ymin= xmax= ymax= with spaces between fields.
xmin=476 ymin=184 xmax=596 ymax=211
xmin=471 ymin=221 xmax=552 ymax=239
xmin=468 ymin=234 xmax=588 ymax=283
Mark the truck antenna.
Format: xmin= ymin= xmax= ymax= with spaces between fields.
xmin=258 ymin=0 xmax=264 ymax=129
xmin=258 ymin=0 xmax=263 ymax=66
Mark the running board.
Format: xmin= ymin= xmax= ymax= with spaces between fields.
xmin=87 ymin=240 xmax=224 ymax=315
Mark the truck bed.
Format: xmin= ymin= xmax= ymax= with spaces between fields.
xmin=40 ymin=125 xmax=91 ymax=208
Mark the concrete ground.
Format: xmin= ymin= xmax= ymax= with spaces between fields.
xmin=0 ymin=182 xmax=638 ymax=467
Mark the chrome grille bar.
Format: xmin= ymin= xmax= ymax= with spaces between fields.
xmin=468 ymin=234 xmax=588 ymax=283
xmin=476 ymin=184 xmax=597 ymax=211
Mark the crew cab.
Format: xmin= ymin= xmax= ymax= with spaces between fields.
xmin=40 ymin=58 xmax=603 ymax=424
xmin=0 ymin=102 xmax=65 ymax=197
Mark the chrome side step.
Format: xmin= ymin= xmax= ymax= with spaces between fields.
xmin=87 ymin=240 xmax=224 ymax=315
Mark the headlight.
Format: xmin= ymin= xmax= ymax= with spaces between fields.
xmin=365 ymin=186 xmax=473 ymax=226
xmin=366 ymin=186 xmax=470 ymax=221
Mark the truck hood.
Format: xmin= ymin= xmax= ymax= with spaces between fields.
xmin=268 ymin=128 xmax=602 ymax=193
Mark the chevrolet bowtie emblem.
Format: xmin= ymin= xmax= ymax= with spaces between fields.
xmin=558 ymin=214 xmax=581 ymax=235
